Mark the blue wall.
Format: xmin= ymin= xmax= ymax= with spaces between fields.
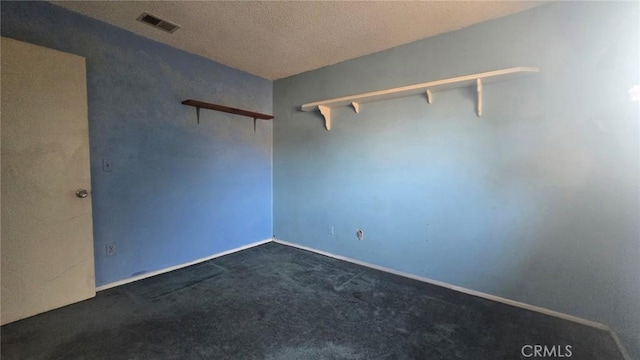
xmin=1 ymin=1 xmax=273 ymax=287
xmin=274 ymin=2 xmax=639 ymax=354
xmin=2 ymin=0 xmax=638 ymax=355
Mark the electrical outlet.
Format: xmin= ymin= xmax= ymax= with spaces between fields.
xmin=356 ymin=229 xmax=364 ymax=241
xmin=106 ymin=243 xmax=116 ymax=256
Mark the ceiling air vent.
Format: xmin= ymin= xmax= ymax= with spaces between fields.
xmin=136 ymin=12 xmax=180 ymax=33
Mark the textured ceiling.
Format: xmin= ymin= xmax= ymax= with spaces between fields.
xmin=52 ymin=1 xmax=546 ymax=80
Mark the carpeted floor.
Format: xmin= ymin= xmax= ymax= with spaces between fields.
xmin=0 ymin=242 xmax=625 ymax=359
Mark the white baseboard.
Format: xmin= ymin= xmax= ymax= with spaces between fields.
xmin=272 ymin=239 xmax=610 ymax=330
xmin=273 ymin=239 xmax=635 ymax=358
xmin=95 ymin=238 xmax=273 ymax=292
xmin=609 ymin=330 xmax=633 ymax=360
xmin=94 ymin=236 xmax=631 ymax=359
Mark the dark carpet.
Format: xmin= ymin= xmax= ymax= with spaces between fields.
xmin=0 ymin=242 xmax=624 ymax=359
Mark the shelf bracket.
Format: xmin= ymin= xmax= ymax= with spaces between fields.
xmin=253 ymin=117 xmax=257 ymax=132
xmin=351 ymin=102 xmax=361 ymax=113
xmin=426 ymin=90 xmax=433 ymax=104
xmin=196 ymin=106 xmax=201 ymax=124
xmin=476 ymin=78 xmax=483 ymax=117
xmin=318 ymin=105 xmax=331 ymax=131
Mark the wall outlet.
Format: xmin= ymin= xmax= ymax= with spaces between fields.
xmin=106 ymin=243 xmax=116 ymax=256
xmin=356 ymin=229 xmax=364 ymax=241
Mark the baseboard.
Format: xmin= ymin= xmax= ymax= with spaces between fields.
xmin=272 ymin=239 xmax=610 ymax=331
xmin=94 ymin=237 xmax=631 ymax=359
xmin=609 ymin=330 xmax=633 ymax=360
xmin=274 ymin=238 xmax=638 ymax=358
xmin=95 ymin=238 xmax=273 ymax=291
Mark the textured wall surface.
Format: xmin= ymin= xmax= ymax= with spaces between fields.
xmin=1 ymin=1 xmax=273 ymax=287
xmin=273 ymin=2 xmax=639 ymax=355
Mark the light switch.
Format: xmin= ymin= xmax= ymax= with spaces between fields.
xmin=102 ymin=158 xmax=112 ymax=172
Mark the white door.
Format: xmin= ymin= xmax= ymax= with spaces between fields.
xmin=1 ymin=37 xmax=96 ymax=325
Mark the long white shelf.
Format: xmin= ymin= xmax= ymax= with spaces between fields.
xmin=301 ymin=67 xmax=539 ymax=130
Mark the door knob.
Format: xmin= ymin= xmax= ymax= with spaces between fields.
xmin=75 ymin=189 xmax=89 ymax=198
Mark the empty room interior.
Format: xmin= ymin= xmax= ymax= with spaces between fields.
xmin=1 ymin=1 xmax=639 ymax=359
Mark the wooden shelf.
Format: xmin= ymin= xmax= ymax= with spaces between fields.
xmin=182 ymin=99 xmax=273 ymax=129
xmin=301 ymin=67 xmax=539 ymax=130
